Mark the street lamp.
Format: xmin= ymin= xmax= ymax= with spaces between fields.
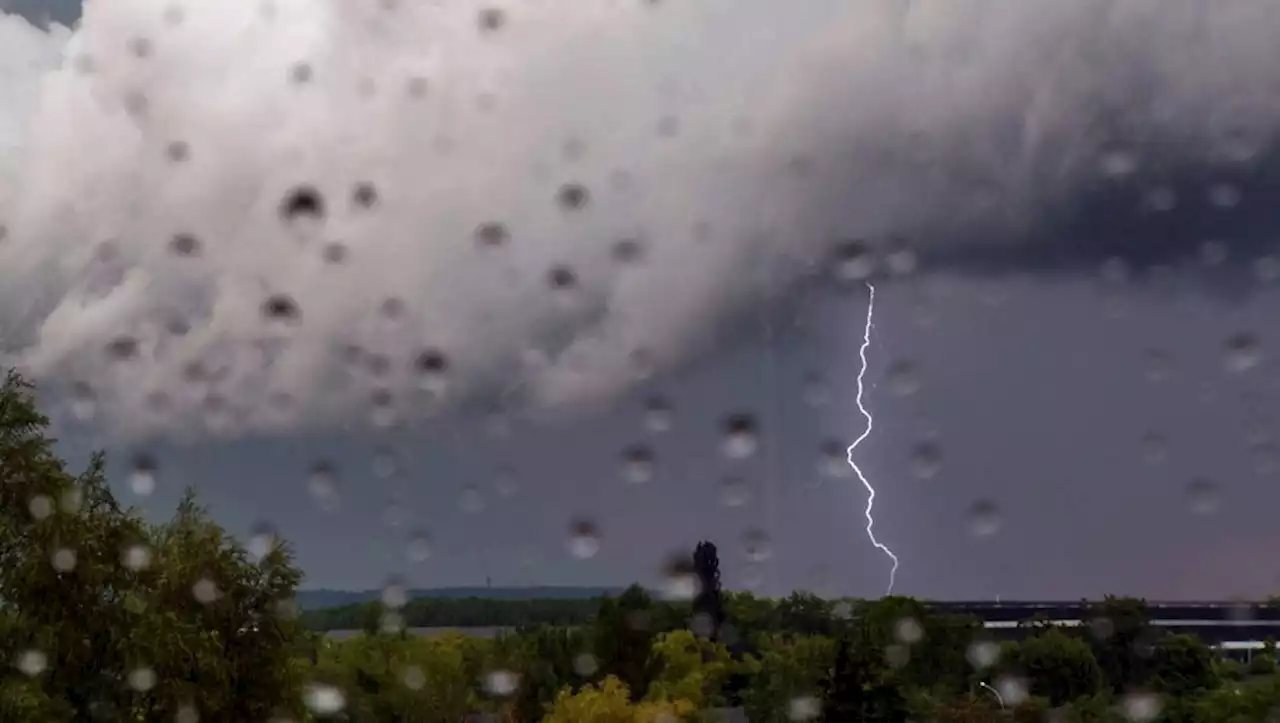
xmin=978 ymin=681 xmax=1006 ymax=709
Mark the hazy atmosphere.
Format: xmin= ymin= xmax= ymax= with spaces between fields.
xmin=2 ymin=0 xmax=1279 ymax=600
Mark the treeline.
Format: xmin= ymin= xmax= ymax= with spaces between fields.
xmin=300 ymin=590 xmax=880 ymax=634
xmin=6 ymin=370 xmax=1280 ymax=723
xmin=302 ymin=596 xmax=602 ymax=631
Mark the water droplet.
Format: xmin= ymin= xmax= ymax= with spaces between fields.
xmin=169 ymin=232 xmax=201 ymax=257
xmin=322 ymin=241 xmax=348 ymax=264
xmin=621 ymin=445 xmax=656 ymax=484
xmin=483 ymin=669 xmax=519 ymax=697
xmin=556 ymin=183 xmax=590 ymax=211
xmin=407 ymin=530 xmax=432 ymax=563
xmin=1144 ymin=186 xmax=1177 ymax=212
xmin=51 ymin=548 xmax=76 ymax=572
xmin=612 ymin=237 xmax=645 ymax=265
xmin=381 ymin=577 xmax=408 ymax=609
xmin=1143 ymin=348 xmax=1173 ymax=382
xmin=495 ymin=467 xmax=518 ymax=497
xmin=829 ymin=240 xmax=876 ymax=283
xmin=165 ymin=140 xmax=190 ymax=162
xmin=995 ymin=676 xmax=1029 ymax=706
xmin=801 ymin=373 xmax=830 ymax=407
xmin=475 ymin=222 xmax=509 ymax=248
xmin=308 ymin=462 xmax=340 ymax=511
xmin=303 ymin=683 xmax=346 ymax=715
xmin=402 ymin=665 xmax=425 ymax=690
xmin=192 ymin=578 xmax=220 ymax=603
xmin=660 ymin=553 xmax=698 ymax=600
xmin=967 ymin=500 xmax=1002 ymax=538
xmin=351 ymin=182 xmax=379 ymax=209
xmin=788 ymin=696 xmax=820 ymax=721
xmin=909 ymin=440 xmax=942 ymax=479
xmin=130 ymin=453 xmax=157 ymax=496
xmin=1207 ymin=183 xmax=1242 ymax=209
xmin=262 ymin=294 xmax=301 ymax=325
xmin=1121 ymin=692 xmax=1162 ymax=723
xmin=122 ymin=543 xmax=152 ymax=571
xmin=414 ymin=348 xmax=450 ymax=393
xmin=281 ymin=185 xmax=324 ymax=224
xmin=1200 ymin=239 xmax=1229 ymax=266
xmin=1224 ymin=333 xmax=1262 ymax=373
xmin=1141 ymin=431 xmax=1169 ymax=464
xmin=249 ymin=522 xmax=278 ymax=560
xmin=372 ymin=447 xmax=399 ymax=479
xmin=721 ymin=413 xmax=759 ymax=460
xmin=966 ymin=640 xmax=1000 ymax=669
xmin=1099 ymin=149 xmax=1137 ymax=177
xmin=818 ymin=439 xmax=849 ymax=477
xmin=642 ymin=395 xmax=673 ymax=433
xmin=720 ymin=476 xmax=750 ymax=508
xmin=478 ymin=7 xmax=506 ymax=32
xmin=886 ymin=359 xmax=921 ymax=396
xmin=894 ymin=617 xmax=924 ymax=644
xmin=28 ymin=495 xmax=52 ymax=520
xmin=742 ymin=528 xmax=772 ymax=562
xmin=1186 ymin=477 xmax=1219 ymax=515
xmin=105 ymin=335 xmax=140 ymax=361
xmin=127 ymin=667 xmax=156 ymax=692
xmin=567 ymin=519 xmax=601 ymax=559
xmin=573 ymin=653 xmax=598 ymax=677
xmin=69 ymin=382 xmax=97 ymax=421
xmin=459 ymin=484 xmax=485 ymax=513
xmin=547 ymin=265 xmax=579 ymax=296
xmin=16 ymin=649 xmax=46 ymax=677
xmin=290 ymin=62 xmax=314 ymax=85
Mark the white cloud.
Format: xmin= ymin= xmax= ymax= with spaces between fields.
xmin=1 ymin=0 xmax=1278 ymax=440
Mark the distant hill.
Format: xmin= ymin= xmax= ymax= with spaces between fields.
xmin=295 ymin=586 xmax=624 ymax=611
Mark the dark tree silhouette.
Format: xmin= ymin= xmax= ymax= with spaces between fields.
xmin=691 ymin=540 xmax=725 ymax=642
xmin=822 ymin=631 xmax=909 ymax=723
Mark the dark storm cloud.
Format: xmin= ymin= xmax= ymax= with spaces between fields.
xmin=2 ymin=0 xmax=80 ymax=27
xmin=916 ymin=151 xmax=1280 ymax=293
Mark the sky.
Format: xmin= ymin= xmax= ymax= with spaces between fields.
xmin=2 ymin=0 xmax=1280 ymax=600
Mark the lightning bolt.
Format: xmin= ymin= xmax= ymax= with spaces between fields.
xmin=846 ymin=280 xmax=900 ymax=595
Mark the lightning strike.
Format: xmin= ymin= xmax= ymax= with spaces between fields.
xmin=846 ymin=280 xmax=900 ymax=595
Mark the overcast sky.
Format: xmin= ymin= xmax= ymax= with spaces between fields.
xmin=2 ymin=0 xmax=1280 ymax=601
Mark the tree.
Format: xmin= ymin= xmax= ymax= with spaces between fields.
xmin=691 ymin=541 xmax=725 ymax=642
xmin=1151 ymin=634 xmax=1219 ymax=695
xmin=592 ymin=585 xmax=660 ymax=700
xmin=645 ymin=628 xmax=735 ymax=710
xmin=543 ymin=676 xmax=692 ymax=723
xmin=1084 ymin=596 xmax=1156 ymax=693
xmin=821 ymin=630 xmax=909 ymax=723
xmin=739 ymin=633 xmax=836 ymax=723
xmin=0 ymin=371 xmax=308 ymax=722
xmin=310 ymin=632 xmax=485 ymax=723
xmin=1002 ymin=629 xmax=1104 ymax=706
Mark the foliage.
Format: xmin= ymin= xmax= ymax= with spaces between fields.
xmin=0 ymin=371 xmax=306 ymax=722
xmin=543 ymin=676 xmax=693 ymax=723
xmin=1001 ymin=629 xmax=1104 ymax=706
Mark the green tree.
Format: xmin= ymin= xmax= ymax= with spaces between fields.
xmin=1084 ymin=595 xmax=1156 ymax=693
xmin=1151 ymin=634 xmax=1219 ymax=695
xmin=592 ymin=585 xmax=660 ymax=700
xmin=0 ymin=371 xmax=307 ymax=722
xmin=645 ymin=628 xmax=735 ymax=710
xmin=739 ymin=633 xmax=836 ymax=723
xmin=1002 ymin=629 xmax=1103 ymax=706
xmin=821 ymin=631 xmax=909 ymax=723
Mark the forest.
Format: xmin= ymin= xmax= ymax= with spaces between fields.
xmin=3 ymin=369 xmax=1280 ymax=722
